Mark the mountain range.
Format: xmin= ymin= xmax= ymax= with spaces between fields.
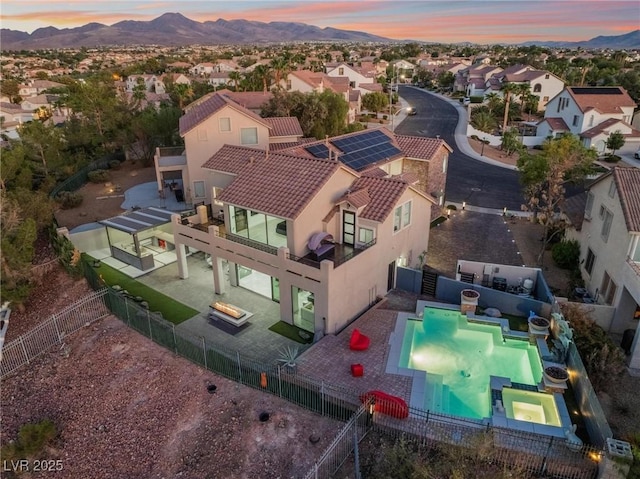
xmin=1 ymin=13 xmax=638 ymax=50
xmin=0 ymin=13 xmax=389 ymax=50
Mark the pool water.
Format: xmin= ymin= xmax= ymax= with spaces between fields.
xmin=399 ymin=307 xmax=544 ymax=420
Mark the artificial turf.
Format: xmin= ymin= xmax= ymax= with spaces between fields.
xmin=268 ymin=321 xmax=313 ymax=344
xmin=86 ymin=256 xmax=199 ymax=325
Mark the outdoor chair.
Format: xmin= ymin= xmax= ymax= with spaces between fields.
xmin=349 ymin=329 xmax=370 ymax=351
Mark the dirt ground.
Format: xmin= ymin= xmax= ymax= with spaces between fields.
xmin=54 ymin=161 xmax=157 ymax=231
xmin=1 ymin=312 xmax=343 ymax=479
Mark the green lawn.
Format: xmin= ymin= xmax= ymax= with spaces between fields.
xmin=86 ymin=256 xmax=199 ymax=325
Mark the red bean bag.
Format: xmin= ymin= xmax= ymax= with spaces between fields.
xmin=359 ymin=390 xmax=409 ymax=419
xmin=349 ymin=328 xmax=370 ymax=351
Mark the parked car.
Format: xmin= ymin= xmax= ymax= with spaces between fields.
xmin=635 ymin=148 xmax=640 ymax=159
xmin=407 ymin=107 xmax=417 ymax=116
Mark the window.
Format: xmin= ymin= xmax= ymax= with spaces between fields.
xmin=543 ymin=96 xmax=549 ymax=102
xmin=219 ymin=117 xmax=231 ymax=132
xmin=240 ymin=127 xmax=258 ymax=145
xmin=584 ymin=192 xmax=594 ymax=219
xmin=286 ymin=79 xmax=292 ymax=90
xmin=533 ymin=83 xmax=542 ymax=93
xmin=600 ymin=271 xmax=617 ymax=305
xmin=584 ymin=248 xmax=595 ymax=275
xmin=402 ymin=202 xmax=412 ymax=227
xmin=443 ymin=156 xmax=448 ymax=173
xmin=572 ymin=115 xmax=579 ymax=127
xmin=338 ymin=67 xmax=344 ymax=75
xmin=601 ymin=208 xmax=613 ymax=242
xmin=193 ymin=180 xmax=205 ymax=198
xmin=359 ymin=227 xmax=374 ymax=244
xmin=545 ymin=74 xmax=550 ymax=79
xmin=588 ymin=115 xmax=594 ymax=127
xmin=394 ymin=206 xmax=402 ymax=232
xmin=608 ymin=181 xmax=616 ymax=198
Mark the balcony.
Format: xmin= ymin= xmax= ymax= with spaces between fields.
xmin=287 ymin=238 xmax=377 ymax=269
xmin=216 ymin=231 xmax=279 ymax=256
xmin=156 ymin=146 xmax=186 ymax=168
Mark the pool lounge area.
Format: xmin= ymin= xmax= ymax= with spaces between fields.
xmin=386 ymin=301 xmax=572 ymax=437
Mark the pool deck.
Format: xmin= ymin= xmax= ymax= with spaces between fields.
xmin=296 ymin=303 xmax=413 ymax=401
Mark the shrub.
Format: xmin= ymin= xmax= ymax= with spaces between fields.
xmin=551 ymin=239 xmax=580 ymax=269
xmin=108 ymin=160 xmax=121 ymax=169
xmin=87 ymin=169 xmax=110 ymax=183
xmin=603 ymin=154 xmax=621 ymax=163
xmin=56 ymin=191 xmax=83 ymax=209
xmin=382 ymin=115 xmax=388 ymax=120
xmin=1 ymin=419 xmax=57 ymax=463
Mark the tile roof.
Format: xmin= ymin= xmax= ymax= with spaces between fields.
xmin=358 ymin=83 xmax=383 ymax=92
xmin=394 ymin=135 xmax=452 ymax=160
xmin=541 ymin=117 xmax=570 ymax=131
xmin=360 ymin=167 xmax=388 ymax=178
xmin=202 ymin=145 xmax=341 ymax=219
xmin=613 ymin=167 xmax=640 ymax=233
xmin=349 ymin=176 xmax=410 ymax=222
xmin=567 ymin=86 xmax=637 ymax=114
xmin=263 ymin=117 xmax=303 ymax=137
xmin=336 ymin=187 xmax=371 ymax=209
xmin=580 ymin=118 xmax=640 ymax=139
xmin=562 ymin=191 xmax=587 ymax=231
xmin=179 ymin=92 xmax=269 ymax=136
xmin=217 ymin=90 xmax=274 ymax=110
xmin=290 ymin=70 xmax=325 ymax=89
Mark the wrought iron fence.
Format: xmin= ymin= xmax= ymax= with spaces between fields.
xmin=333 ymin=238 xmax=377 ymax=267
xmin=0 ymin=290 xmax=110 ymax=379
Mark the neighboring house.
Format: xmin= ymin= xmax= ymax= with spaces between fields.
xmin=565 ymin=167 xmax=640 ymax=369
xmin=214 ymin=89 xmax=274 ymax=115
xmin=161 ymin=73 xmax=191 ymax=87
xmin=154 ymin=92 xmax=298 ymax=204
xmin=325 ymin=62 xmax=381 ymax=93
xmin=126 ymin=74 xmax=166 ymax=94
xmin=0 ymin=101 xmax=35 ymax=123
xmin=17 ymin=79 xmax=65 ymax=97
xmin=190 ymin=63 xmax=216 ymax=77
xmin=208 ymin=72 xmax=231 ymax=89
xmin=537 ymin=86 xmax=640 ymax=153
xmin=454 ymin=64 xmax=503 ymax=94
xmin=485 ymin=65 xmax=565 ymax=111
xmin=170 ymin=143 xmax=435 ymax=336
xmin=390 ymin=59 xmax=416 ymax=78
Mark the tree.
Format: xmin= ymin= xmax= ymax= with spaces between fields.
xmin=436 ymin=71 xmax=454 ymax=90
xmin=361 ymin=92 xmax=389 ymax=115
xmin=228 ymin=71 xmax=243 ymax=91
xmin=514 ymin=83 xmax=531 ymax=117
xmin=170 ymin=83 xmax=194 ymax=110
xmin=500 ymin=82 xmax=519 ymax=133
xmin=470 ymin=107 xmax=497 ymax=133
xmin=269 ymin=56 xmax=290 ymax=88
xmin=605 ymin=130 xmax=625 ymax=157
xmin=484 ymin=92 xmax=501 ymax=115
xmin=500 ymin=128 xmax=524 ymax=156
xmin=517 ymin=134 xmax=596 ymax=265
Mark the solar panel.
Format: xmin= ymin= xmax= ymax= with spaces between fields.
xmin=305 ymin=144 xmax=330 ymax=158
xmin=332 ymin=129 xmax=389 ymax=153
xmin=571 ymin=87 xmax=622 ymax=95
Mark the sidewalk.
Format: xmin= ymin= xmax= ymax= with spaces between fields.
xmin=417 ymin=87 xmax=519 ymax=171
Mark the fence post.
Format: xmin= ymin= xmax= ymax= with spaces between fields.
xmin=202 ymin=337 xmax=207 ymax=369
xmin=353 ymin=425 xmax=361 ymax=479
xmin=172 ymin=324 xmax=177 ymax=353
xmin=124 ymin=296 xmax=130 ymax=324
xmin=236 ymin=351 xmax=242 ymax=384
xmin=20 ymin=337 xmax=29 ymax=364
xmin=321 ymin=380 xmax=325 ymax=417
xmin=147 ymin=310 xmax=153 ymax=340
xmin=53 ymin=314 xmax=62 ymax=341
xmin=278 ymin=366 xmax=282 ymax=398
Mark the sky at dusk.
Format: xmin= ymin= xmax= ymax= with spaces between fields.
xmin=1 ymin=1 xmax=638 ymax=45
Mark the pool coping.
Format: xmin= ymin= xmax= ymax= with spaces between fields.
xmin=385 ymin=301 xmax=573 ymax=439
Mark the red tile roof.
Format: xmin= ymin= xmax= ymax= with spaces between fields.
xmin=613 ymin=167 xmax=640 ymax=233
xmin=349 ymin=176 xmax=410 ymax=222
xmin=179 ymin=92 xmax=269 ymax=136
xmin=264 ymin=117 xmax=303 ymax=138
xmin=336 ymin=187 xmax=371 ymax=209
xmin=394 ymin=135 xmax=452 ymax=160
xmin=567 ymin=86 xmax=637 ymax=114
xmin=217 ymin=89 xmax=274 ymax=110
xmin=202 ymin=145 xmax=341 ymax=219
xmin=541 ymin=117 xmax=570 ymax=131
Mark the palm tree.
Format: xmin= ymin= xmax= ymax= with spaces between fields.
xmin=173 ymin=83 xmax=194 ymax=110
xmin=269 ymin=57 xmax=290 ymax=89
xmin=228 ymin=71 xmax=242 ymax=91
xmin=484 ymin=92 xmax=501 ymax=115
xmin=252 ymin=64 xmax=272 ymax=92
xmin=500 ymin=82 xmax=519 ymax=134
xmin=514 ymin=83 xmax=531 ymax=117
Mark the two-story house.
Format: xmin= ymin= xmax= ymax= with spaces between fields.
xmin=490 ymin=65 xmax=565 ymax=111
xmin=565 ymin=167 xmax=640 ymax=368
xmin=325 ymin=62 xmax=382 ymax=94
xmin=154 ymin=92 xmax=301 ymax=204
xmin=126 ymin=74 xmax=166 ymax=94
xmin=537 ymin=86 xmax=640 ymax=154
xmin=170 ymin=144 xmax=435 ymax=336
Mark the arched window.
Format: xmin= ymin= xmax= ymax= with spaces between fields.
xmin=533 ymin=83 xmax=542 ymax=93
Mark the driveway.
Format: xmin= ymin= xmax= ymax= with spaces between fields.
xmin=396 ymin=86 xmax=526 ymax=210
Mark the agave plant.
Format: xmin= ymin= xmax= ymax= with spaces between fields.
xmin=277 ymin=345 xmax=300 ymax=367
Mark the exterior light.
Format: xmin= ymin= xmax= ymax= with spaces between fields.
xmin=503 ymin=207 xmax=507 ymax=216
xmin=447 ymin=209 xmax=451 ymax=218
xmin=462 ymin=201 xmax=466 ymax=210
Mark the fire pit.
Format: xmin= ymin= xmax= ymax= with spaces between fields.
xmin=544 ymin=366 xmax=569 ymax=383
xmin=529 ymin=316 xmax=550 ymax=331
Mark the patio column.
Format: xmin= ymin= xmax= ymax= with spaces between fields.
xmin=176 ymin=243 xmax=188 ymax=279
xmin=212 ymin=256 xmax=226 ymax=295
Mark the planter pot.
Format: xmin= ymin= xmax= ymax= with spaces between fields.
xmin=544 ymin=366 xmax=569 ymax=383
xmin=529 ymin=316 xmax=550 ymax=331
xmin=460 ymin=289 xmax=479 ymax=314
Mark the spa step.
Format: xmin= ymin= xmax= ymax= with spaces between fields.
xmin=424 ymin=374 xmax=443 ymax=412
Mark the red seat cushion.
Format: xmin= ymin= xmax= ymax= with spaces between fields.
xmin=351 ymin=363 xmax=364 ymax=377
xmin=349 ymin=329 xmax=371 ymax=351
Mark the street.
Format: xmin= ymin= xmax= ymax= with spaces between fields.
xmin=395 ymin=86 xmax=526 ymax=210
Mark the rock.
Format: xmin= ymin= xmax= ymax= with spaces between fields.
xmin=484 ymin=307 xmax=502 ymax=318
xmin=309 ymin=433 xmax=320 ymax=444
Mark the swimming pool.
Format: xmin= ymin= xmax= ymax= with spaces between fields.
xmin=388 ymin=303 xmax=554 ymax=422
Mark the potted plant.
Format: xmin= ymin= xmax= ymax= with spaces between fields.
xmin=277 ymin=345 xmax=300 ymax=373
xmin=544 ymin=365 xmax=569 ymax=383
xmin=529 ymin=315 xmax=550 ymax=331
xmin=460 ymin=289 xmax=480 ymax=314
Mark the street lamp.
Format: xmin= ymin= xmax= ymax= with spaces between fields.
xmin=388 ymin=64 xmax=396 ymax=132
xmin=481 ymin=137 xmax=487 ymax=156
